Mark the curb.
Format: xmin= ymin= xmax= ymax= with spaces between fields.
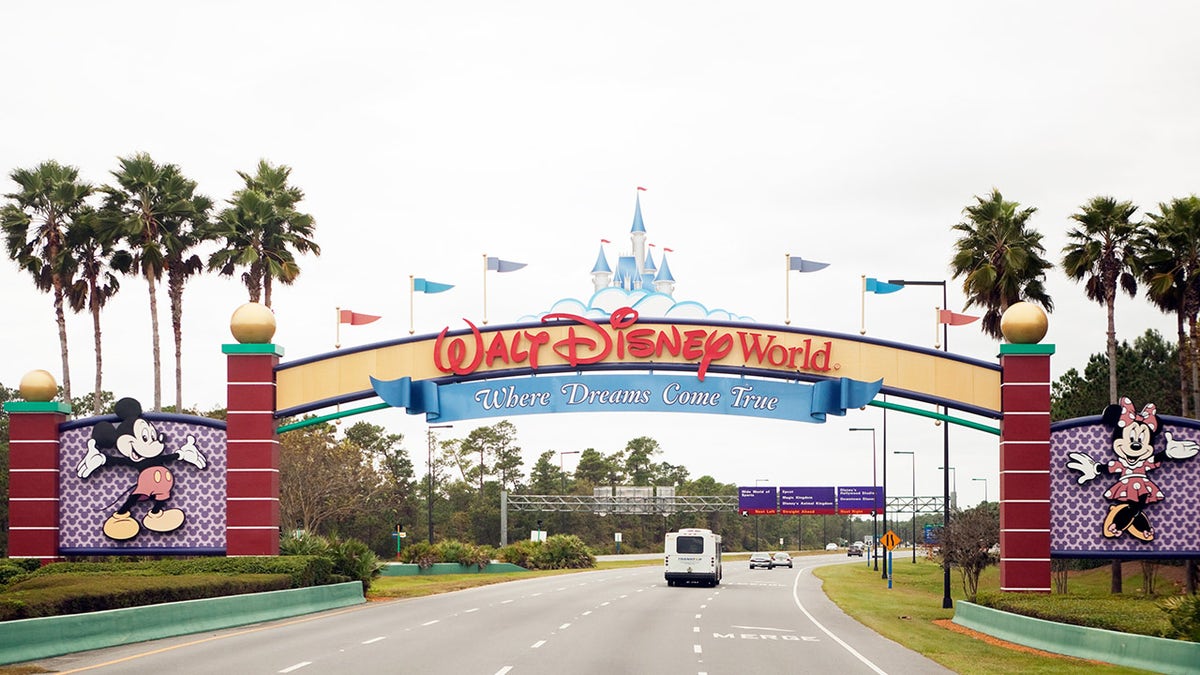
xmin=0 ymin=581 xmax=364 ymax=666
xmin=953 ymin=601 xmax=1200 ymax=675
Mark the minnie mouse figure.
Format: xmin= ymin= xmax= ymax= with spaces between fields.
xmin=76 ymin=397 xmax=207 ymax=541
xmin=1067 ymin=397 xmax=1198 ymax=541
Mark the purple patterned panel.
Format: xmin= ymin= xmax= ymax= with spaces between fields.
xmin=59 ymin=418 xmax=226 ymax=554
xmin=1051 ymin=417 xmax=1200 ymax=557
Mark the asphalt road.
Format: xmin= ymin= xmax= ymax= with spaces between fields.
xmin=30 ymin=554 xmax=953 ymax=675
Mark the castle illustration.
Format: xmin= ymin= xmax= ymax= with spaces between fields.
xmin=590 ymin=193 xmax=676 ymax=296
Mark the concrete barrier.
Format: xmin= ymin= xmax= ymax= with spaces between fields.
xmin=0 ymin=581 xmax=364 ymax=666
xmin=954 ymin=601 xmax=1200 ymax=675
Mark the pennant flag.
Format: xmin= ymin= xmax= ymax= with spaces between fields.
xmin=788 ymin=256 xmax=830 ymax=273
xmin=664 ymin=247 xmax=674 ymax=252
xmin=939 ymin=309 xmax=979 ymax=326
xmin=486 ymin=257 xmax=527 ymax=273
xmin=600 ymin=238 xmax=611 ymax=244
xmin=865 ymin=277 xmax=904 ymax=294
xmin=413 ymin=278 xmax=454 ymax=294
xmin=339 ymin=309 xmax=381 ymax=325
xmin=637 ymin=186 xmax=647 ymax=191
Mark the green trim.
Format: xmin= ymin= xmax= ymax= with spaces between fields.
xmin=998 ymin=343 xmax=1055 ymax=355
xmin=2 ymin=401 xmax=72 ymax=414
xmin=954 ymin=601 xmax=1200 ymax=675
xmin=868 ymin=400 xmax=1000 ymax=436
xmin=221 ymin=343 xmax=285 ymax=356
xmin=0 ymin=582 xmax=363 ymax=666
xmin=277 ymin=403 xmax=391 ymax=434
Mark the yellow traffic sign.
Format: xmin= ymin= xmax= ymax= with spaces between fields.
xmin=880 ymin=530 xmax=901 ymax=551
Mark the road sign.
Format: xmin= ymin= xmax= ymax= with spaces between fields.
xmin=880 ymin=530 xmax=901 ymax=551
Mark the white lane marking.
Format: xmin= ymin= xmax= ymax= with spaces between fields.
xmin=695 ymin=614 xmax=702 ymax=619
xmin=465 ymin=608 xmax=479 ymax=613
xmin=730 ymin=625 xmax=794 ymax=632
xmin=791 ymin=567 xmax=887 ymax=675
xmin=556 ymin=587 xmax=566 ymax=591
xmin=559 ymin=623 xmax=571 ymax=630
xmin=495 ymin=668 xmax=513 ymax=675
xmin=619 ymin=594 xmax=628 ymax=598
xmin=532 ymin=592 xmax=543 ymax=597
xmin=693 ymin=627 xmax=700 ymax=633
xmin=362 ymin=636 xmax=387 ymax=644
xmin=582 ymin=610 xmax=592 ymax=616
xmin=501 ymin=599 xmax=514 ymax=604
xmin=700 ymin=604 xmax=708 ymax=609
xmin=421 ymin=620 xmax=439 ymax=626
xmin=279 ymin=663 xmax=311 ymax=673
xmin=531 ymin=640 xmax=546 ymax=649
xmin=600 ymin=601 xmax=610 ymax=606
xmin=693 ymin=644 xmax=702 ymax=654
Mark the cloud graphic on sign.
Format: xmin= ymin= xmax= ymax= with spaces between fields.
xmin=519 ymin=288 xmax=754 ymax=323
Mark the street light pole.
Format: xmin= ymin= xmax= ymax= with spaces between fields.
xmin=559 ymin=450 xmax=580 ymax=533
xmin=895 ymin=451 xmax=916 ymax=563
xmin=939 ymin=466 xmax=956 ymax=509
xmin=849 ymin=427 xmax=879 ymax=572
xmin=889 ymin=278 xmax=953 ymax=607
xmin=427 ymin=424 xmax=453 ymax=545
xmin=973 ymin=477 xmax=988 ymax=504
xmin=755 ymin=479 xmax=768 ymax=551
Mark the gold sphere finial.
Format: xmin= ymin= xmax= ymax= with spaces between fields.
xmin=1000 ymin=302 xmax=1048 ymax=344
xmin=230 ymin=302 xmax=277 ymax=344
xmin=20 ymin=369 xmax=58 ymax=402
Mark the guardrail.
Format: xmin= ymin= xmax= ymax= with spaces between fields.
xmin=0 ymin=581 xmax=364 ymax=666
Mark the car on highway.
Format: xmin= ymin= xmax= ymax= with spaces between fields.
xmin=825 ymin=543 xmax=838 ymax=551
xmin=771 ymin=552 xmax=793 ymax=568
xmin=847 ymin=542 xmax=865 ymax=557
xmin=749 ymin=552 xmax=774 ymax=569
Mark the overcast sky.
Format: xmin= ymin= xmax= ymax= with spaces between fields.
xmin=4 ymin=2 xmax=1200 ymax=510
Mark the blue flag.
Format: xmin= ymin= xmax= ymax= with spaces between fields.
xmin=788 ymin=256 xmax=830 ymax=273
xmin=413 ymin=277 xmax=454 ymax=294
xmin=487 ymin=257 xmax=527 ymax=273
xmin=865 ymin=278 xmax=903 ymax=294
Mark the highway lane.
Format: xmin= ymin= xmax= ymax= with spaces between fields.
xmin=31 ymin=554 xmax=952 ymax=674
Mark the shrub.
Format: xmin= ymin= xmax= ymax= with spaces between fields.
xmin=529 ymin=535 xmax=595 ymax=570
xmin=1159 ymin=594 xmax=1200 ymax=641
xmin=496 ymin=540 xmax=539 ymax=569
xmin=326 ymin=535 xmax=383 ymax=592
xmin=434 ymin=540 xmax=471 ymax=565
xmin=400 ymin=542 xmax=438 ymax=569
xmin=280 ymin=531 xmax=332 ymax=557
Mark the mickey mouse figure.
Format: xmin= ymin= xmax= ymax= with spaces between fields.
xmin=76 ymin=397 xmax=207 ymax=541
xmin=1067 ymin=397 xmax=1198 ymax=541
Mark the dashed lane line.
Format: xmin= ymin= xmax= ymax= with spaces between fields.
xmin=278 ymin=662 xmax=311 ymax=673
xmin=361 ymin=637 xmax=386 ymax=644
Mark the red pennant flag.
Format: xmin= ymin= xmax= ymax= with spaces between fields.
xmin=648 ymin=243 xmax=656 ymax=247
xmin=663 ymin=247 xmax=674 ymax=252
xmin=600 ymin=239 xmax=611 ymax=244
xmin=340 ymin=309 xmax=381 ymax=325
xmin=938 ymin=309 xmax=979 ymax=326
xmin=636 ymin=186 xmax=647 ymax=191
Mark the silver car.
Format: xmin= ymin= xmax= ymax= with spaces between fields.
xmin=749 ymin=552 xmax=773 ymax=569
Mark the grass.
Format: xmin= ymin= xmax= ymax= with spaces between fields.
xmin=814 ymin=556 xmax=1161 ymax=674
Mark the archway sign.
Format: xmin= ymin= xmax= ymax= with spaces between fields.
xmin=17 ymin=299 xmax=1197 ymax=596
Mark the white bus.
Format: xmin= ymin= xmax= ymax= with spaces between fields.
xmin=664 ymin=528 xmax=722 ymax=587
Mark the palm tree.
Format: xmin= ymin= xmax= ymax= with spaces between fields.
xmin=64 ymin=210 xmax=132 ymax=415
xmin=163 ymin=192 xmax=212 ymax=411
xmin=102 ymin=153 xmax=208 ymax=411
xmin=950 ymin=189 xmax=1054 ymax=339
xmin=2 ymin=161 xmax=93 ymax=404
xmin=1139 ymin=195 xmax=1200 ymax=416
xmin=208 ymin=160 xmax=319 ymax=308
xmin=1061 ymin=196 xmax=1141 ymax=404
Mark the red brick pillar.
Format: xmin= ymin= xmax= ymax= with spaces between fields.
xmin=223 ymin=343 xmax=283 ymax=556
xmin=998 ymin=343 xmax=1054 ymax=592
xmin=4 ymin=401 xmax=71 ymax=562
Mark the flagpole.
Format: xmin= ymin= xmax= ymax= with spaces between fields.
xmin=860 ymin=275 xmax=867 ymax=335
xmin=336 ymin=306 xmax=342 ymax=349
xmin=482 ymin=253 xmax=489 ymax=325
xmin=409 ymin=275 xmax=415 ymax=335
xmin=785 ymin=254 xmax=791 ymax=325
